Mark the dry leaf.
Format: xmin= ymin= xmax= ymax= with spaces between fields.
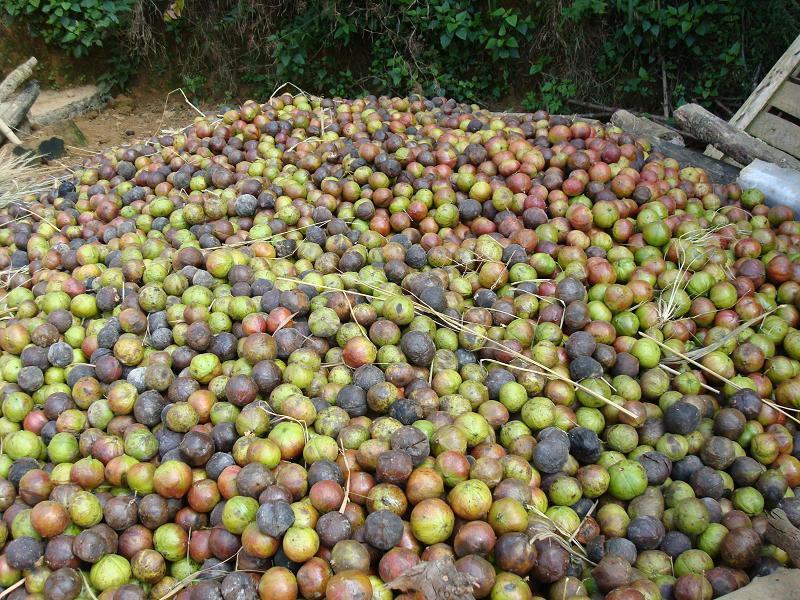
xmin=385 ymin=558 xmax=476 ymax=600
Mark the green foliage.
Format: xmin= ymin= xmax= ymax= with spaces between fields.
xmin=3 ymin=0 xmax=798 ymax=117
xmin=522 ymin=78 xmax=577 ymax=114
xmin=258 ymin=1 xmax=534 ymax=104
xmin=3 ymin=0 xmax=135 ymax=57
xmin=560 ymin=0 xmax=790 ymax=112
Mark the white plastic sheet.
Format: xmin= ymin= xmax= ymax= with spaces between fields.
xmin=738 ymin=159 xmax=800 ymax=216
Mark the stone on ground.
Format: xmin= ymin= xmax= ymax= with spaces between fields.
xmin=29 ymin=85 xmax=105 ymax=127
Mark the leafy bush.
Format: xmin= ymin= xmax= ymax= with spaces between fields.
xmin=3 ymin=0 xmax=798 ymax=116
xmin=3 ymin=0 xmax=135 ymax=57
xmin=562 ymin=0 xmax=798 ymax=114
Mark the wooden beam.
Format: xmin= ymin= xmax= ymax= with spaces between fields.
xmin=0 ymin=57 xmax=37 ymax=104
xmin=675 ymin=103 xmax=800 ymax=171
xmin=729 ymin=34 xmax=800 ymax=130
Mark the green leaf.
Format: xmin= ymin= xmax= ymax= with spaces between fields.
xmin=505 ymin=13 xmax=518 ymax=27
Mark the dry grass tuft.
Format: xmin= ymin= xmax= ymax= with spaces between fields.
xmin=0 ymin=148 xmax=62 ymax=209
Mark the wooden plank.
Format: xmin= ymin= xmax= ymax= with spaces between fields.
xmin=770 ymin=81 xmax=800 ymax=118
xmin=730 ymin=34 xmax=800 ymax=130
xmin=749 ymin=111 xmax=800 ymax=158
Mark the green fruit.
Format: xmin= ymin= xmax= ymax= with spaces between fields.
xmin=674 ymin=498 xmax=710 ymax=535
xmin=607 ymin=459 xmax=648 ymax=500
xmin=90 ymin=554 xmax=132 ymax=591
xmin=631 ymin=339 xmax=661 ymax=369
xmin=697 ymin=523 xmax=728 ymax=558
xmin=222 ymin=496 xmax=259 ymax=534
xmin=498 ymin=381 xmax=527 ymax=413
xmin=674 ymin=549 xmax=714 ymax=577
xmin=731 ymin=486 xmax=765 ymax=516
xmin=68 ymin=491 xmax=103 ymax=528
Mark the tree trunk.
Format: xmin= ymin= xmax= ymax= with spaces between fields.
xmin=0 ymin=57 xmax=37 ymax=104
xmin=0 ymin=81 xmax=40 ymax=146
xmin=674 ymin=103 xmax=800 ymax=171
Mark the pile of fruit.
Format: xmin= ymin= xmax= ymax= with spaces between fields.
xmin=0 ymin=93 xmax=798 ymax=600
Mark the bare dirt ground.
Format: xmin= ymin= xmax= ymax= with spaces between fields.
xmin=22 ymin=88 xmax=211 ymax=163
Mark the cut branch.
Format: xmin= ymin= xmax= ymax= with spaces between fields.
xmin=0 ymin=119 xmax=21 ymax=146
xmin=0 ymin=57 xmax=37 ymax=104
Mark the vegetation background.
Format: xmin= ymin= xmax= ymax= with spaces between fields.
xmin=2 ymin=0 xmax=799 ymax=117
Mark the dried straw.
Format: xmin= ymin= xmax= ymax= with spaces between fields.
xmin=0 ymin=148 xmax=62 ymax=209
xmin=642 ymin=330 xmax=800 ymax=425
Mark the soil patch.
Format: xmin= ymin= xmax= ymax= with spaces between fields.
xmin=22 ymin=89 xmax=209 ymax=162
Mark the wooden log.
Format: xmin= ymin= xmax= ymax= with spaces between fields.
xmin=648 ymin=138 xmax=741 ymax=184
xmin=490 ymin=111 xmax=603 ymax=128
xmin=0 ymin=57 xmax=37 ymax=104
xmin=0 ymin=119 xmax=21 ymax=146
xmin=674 ymin=103 xmax=800 ymax=171
xmin=611 ymin=110 xmax=684 ymax=146
xmin=766 ymin=509 xmax=800 ymax=567
xmin=0 ymin=81 xmax=40 ymax=146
